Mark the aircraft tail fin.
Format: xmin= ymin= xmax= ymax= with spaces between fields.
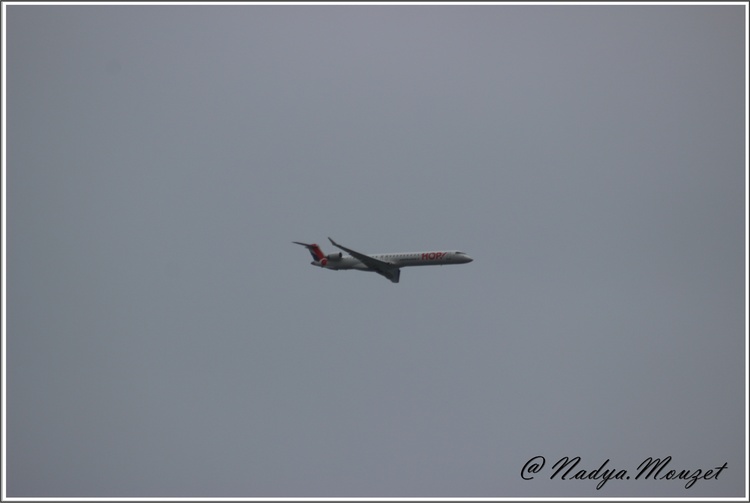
xmin=293 ymin=241 xmax=326 ymax=262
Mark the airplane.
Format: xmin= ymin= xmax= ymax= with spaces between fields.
xmin=293 ymin=237 xmax=473 ymax=283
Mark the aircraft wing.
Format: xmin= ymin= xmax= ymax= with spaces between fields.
xmin=328 ymin=237 xmax=401 ymax=283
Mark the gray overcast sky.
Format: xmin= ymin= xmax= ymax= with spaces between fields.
xmin=5 ymin=3 xmax=746 ymax=498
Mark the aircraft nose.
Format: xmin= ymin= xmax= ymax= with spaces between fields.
xmin=459 ymin=254 xmax=473 ymax=263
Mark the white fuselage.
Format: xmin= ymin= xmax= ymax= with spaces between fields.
xmin=314 ymin=250 xmax=473 ymax=270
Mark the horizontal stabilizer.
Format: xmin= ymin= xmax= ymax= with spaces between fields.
xmin=293 ymin=241 xmax=325 ymax=262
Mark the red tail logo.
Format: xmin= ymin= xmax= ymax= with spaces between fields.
xmin=310 ymin=244 xmax=325 ymax=261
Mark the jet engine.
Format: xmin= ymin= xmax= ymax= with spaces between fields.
xmin=326 ymin=252 xmax=343 ymax=261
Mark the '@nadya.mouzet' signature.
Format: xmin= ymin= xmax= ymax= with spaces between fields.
xmin=521 ymin=455 xmax=729 ymax=490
